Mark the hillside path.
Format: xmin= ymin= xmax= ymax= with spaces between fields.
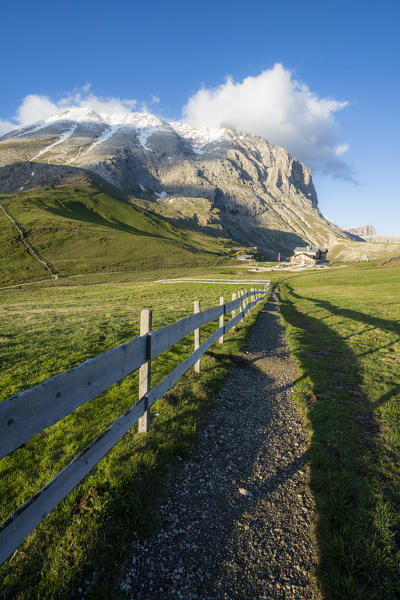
xmin=120 ymin=288 xmax=320 ymax=599
xmin=0 ymin=203 xmax=56 ymax=278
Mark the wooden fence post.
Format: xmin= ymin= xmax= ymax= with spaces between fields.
xmin=231 ymin=292 xmax=237 ymax=323
xmin=138 ymin=309 xmax=152 ymax=433
xmin=194 ymin=300 xmax=201 ymax=373
xmin=240 ymin=290 xmax=245 ymax=321
xmin=251 ymin=288 xmax=254 ymax=305
xmin=219 ymin=296 xmax=224 ymax=344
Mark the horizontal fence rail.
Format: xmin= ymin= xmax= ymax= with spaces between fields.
xmin=0 ymin=282 xmax=270 ymax=565
xmin=0 ymin=335 xmax=148 ymax=459
xmin=155 ymin=278 xmax=271 ymax=285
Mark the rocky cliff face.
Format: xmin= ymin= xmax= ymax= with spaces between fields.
xmin=0 ymin=108 xmax=351 ymax=256
xmin=343 ymin=225 xmax=400 ymax=244
xmin=0 ymin=160 xmax=128 ymax=200
xmin=344 ymin=225 xmax=377 ymax=239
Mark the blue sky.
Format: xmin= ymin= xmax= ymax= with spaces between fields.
xmin=1 ymin=0 xmax=399 ymax=234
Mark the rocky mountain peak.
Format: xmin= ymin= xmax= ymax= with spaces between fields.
xmin=0 ymin=109 xmax=351 ymax=256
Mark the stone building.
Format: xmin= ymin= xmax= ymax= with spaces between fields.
xmin=291 ymin=246 xmax=328 ymax=265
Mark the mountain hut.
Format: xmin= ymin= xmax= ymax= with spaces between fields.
xmin=291 ymin=246 xmax=328 ymax=265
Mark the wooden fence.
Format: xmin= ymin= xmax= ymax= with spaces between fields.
xmin=0 ymin=283 xmax=270 ymax=565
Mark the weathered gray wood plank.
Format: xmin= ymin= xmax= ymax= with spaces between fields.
xmin=148 ymin=291 xmax=266 ymax=407
xmin=0 ymin=395 xmax=147 ymax=565
xmin=150 ymin=304 xmax=224 ymax=358
xmin=148 ymin=326 xmax=223 ymax=407
xmin=224 ymin=311 xmax=243 ymax=333
xmin=0 ymin=335 xmax=148 ymax=459
xmin=224 ymin=296 xmax=243 ymax=313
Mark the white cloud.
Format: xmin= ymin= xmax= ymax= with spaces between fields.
xmin=16 ymin=94 xmax=58 ymax=126
xmin=0 ymin=86 xmax=138 ymax=134
xmin=57 ymin=88 xmax=138 ymax=117
xmin=0 ymin=119 xmax=17 ymax=136
xmin=0 ymin=72 xmax=355 ymax=181
xmin=335 ymin=143 xmax=349 ymax=155
xmin=183 ymin=63 xmax=354 ymax=180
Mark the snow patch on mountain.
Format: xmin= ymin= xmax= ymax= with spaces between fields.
xmin=14 ymin=108 xmax=230 ymax=155
xmin=137 ymin=128 xmax=156 ymax=150
xmin=170 ymin=121 xmax=229 ymax=152
xmin=10 ymin=121 xmax=48 ymax=138
xmin=30 ymin=124 xmax=78 ymax=160
xmin=46 ymin=108 xmax=108 ymax=125
xmin=80 ymin=125 xmax=120 ymax=156
xmin=45 ymin=108 xmax=168 ymax=131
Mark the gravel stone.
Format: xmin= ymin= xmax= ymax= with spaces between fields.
xmin=120 ymin=288 xmax=320 ymax=599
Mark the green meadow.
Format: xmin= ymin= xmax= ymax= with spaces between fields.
xmin=280 ymin=265 xmax=400 ymax=599
xmin=0 ymin=268 xmax=269 ymax=599
xmin=0 ymin=184 xmax=246 ymax=286
xmin=1 ymin=235 xmax=400 ymax=599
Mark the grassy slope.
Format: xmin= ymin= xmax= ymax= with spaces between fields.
xmin=328 ymin=240 xmax=400 ymax=263
xmin=0 ymin=269 xmax=269 ymax=599
xmin=0 ymin=185 xmax=244 ymax=286
xmin=279 ymin=265 xmax=400 ymax=599
xmin=135 ymin=193 xmax=348 ymax=256
xmin=0 ymin=204 xmax=49 ymax=284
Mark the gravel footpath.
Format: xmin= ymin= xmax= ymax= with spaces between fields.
xmin=120 ymin=287 xmax=320 ymax=599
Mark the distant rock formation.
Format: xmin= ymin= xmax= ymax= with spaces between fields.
xmin=344 ymin=225 xmax=377 ymax=239
xmin=343 ymin=225 xmax=400 ymax=243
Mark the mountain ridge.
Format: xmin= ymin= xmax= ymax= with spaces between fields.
xmin=0 ymin=109 xmax=352 ymax=257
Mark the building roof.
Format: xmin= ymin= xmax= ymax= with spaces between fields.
xmin=293 ymin=246 xmax=327 ymax=253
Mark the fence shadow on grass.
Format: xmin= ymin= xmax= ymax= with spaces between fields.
xmin=287 ymin=289 xmax=400 ymax=416
xmin=280 ymin=283 xmax=398 ymax=600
